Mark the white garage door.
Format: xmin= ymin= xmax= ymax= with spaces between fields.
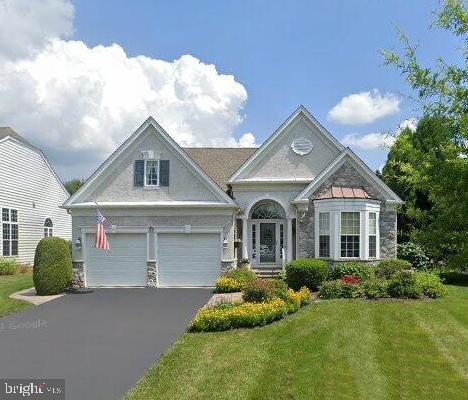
xmin=158 ymin=233 xmax=221 ymax=287
xmin=86 ymin=233 xmax=147 ymax=287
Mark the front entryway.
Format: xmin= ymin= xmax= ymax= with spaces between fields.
xmin=248 ymin=200 xmax=286 ymax=267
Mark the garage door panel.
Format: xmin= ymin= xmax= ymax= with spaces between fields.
xmin=86 ymin=233 xmax=147 ymax=287
xmin=158 ymin=233 xmax=220 ymax=287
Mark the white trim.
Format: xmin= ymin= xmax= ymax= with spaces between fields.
xmin=293 ymin=148 xmax=404 ymax=204
xmin=244 ymin=195 xmax=289 ymax=218
xmin=63 ymin=117 xmax=236 ymax=207
xmin=80 ymin=226 xmax=150 ymax=234
xmin=0 ymin=136 xmax=70 ymax=198
xmin=228 ymin=106 xmax=344 ymax=182
xmin=65 ymin=201 xmax=239 ymax=210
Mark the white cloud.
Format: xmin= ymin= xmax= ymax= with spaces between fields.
xmin=341 ymin=132 xmax=395 ymax=150
xmin=0 ymin=0 xmax=74 ymax=60
xmin=238 ymin=132 xmax=258 ymax=147
xmin=341 ymin=117 xmax=418 ymax=150
xmin=328 ymin=89 xmax=400 ymax=125
xmin=0 ymin=0 xmax=254 ymax=179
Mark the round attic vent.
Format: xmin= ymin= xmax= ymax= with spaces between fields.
xmin=291 ymin=138 xmax=313 ymax=155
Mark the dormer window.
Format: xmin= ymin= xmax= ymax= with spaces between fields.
xmin=145 ymin=160 xmax=159 ymax=186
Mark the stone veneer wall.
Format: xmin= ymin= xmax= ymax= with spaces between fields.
xmin=297 ymin=161 xmax=397 ymax=259
xmin=147 ymin=261 xmax=157 ymax=287
xmin=71 ymin=261 xmax=85 ymax=289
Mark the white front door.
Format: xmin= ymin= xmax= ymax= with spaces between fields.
xmin=250 ymin=220 xmax=284 ymax=266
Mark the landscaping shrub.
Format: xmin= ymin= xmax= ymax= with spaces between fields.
xmin=279 ymin=287 xmax=311 ymax=313
xmin=33 ymin=237 xmax=72 ymax=295
xmin=319 ymin=280 xmax=362 ymax=299
xmin=436 ymin=270 xmax=468 ymax=285
xmin=189 ymin=298 xmax=288 ymax=332
xmin=285 ymin=259 xmax=329 ymax=290
xmin=340 ymin=275 xmax=361 ymax=284
xmin=377 ymin=259 xmax=412 ymax=279
xmin=0 ymin=257 xmax=20 ymax=275
xmin=387 ymin=271 xmax=422 ymax=299
xmin=215 ymin=266 xmax=257 ymax=293
xmin=415 ymin=272 xmax=448 ymax=298
xmin=362 ymin=279 xmax=390 ymax=299
xmin=332 ymin=262 xmax=375 ymax=281
xmin=397 ymin=242 xmax=431 ymax=270
xmin=216 ymin=277 xmax=244 ymax=293
xmin=243 ymin=279 xmax=275 ymax=303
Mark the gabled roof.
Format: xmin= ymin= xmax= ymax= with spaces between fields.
xmin=0 ymin=127 xmax=35 ymax=147
xmin=0 ymin=127 xmax=70 ymax=197
xmin=294 ymin=148 xmax=404 ymax=204
xmin=184 ymin=147 xmax=257 ymax=190
xmin=227 ymin=105 xmax=344 ymax=183
xmin=63 ymin=117 xmax=238 ymax=208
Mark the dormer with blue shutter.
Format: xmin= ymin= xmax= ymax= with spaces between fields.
xmin=134 ymin=150 xmax=170 ymax=188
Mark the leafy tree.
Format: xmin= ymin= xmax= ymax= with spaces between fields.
xmin=381 ymin=0 xmax=468 ymax=267
xmin=64 ymin=178 xmax=85 ymax=195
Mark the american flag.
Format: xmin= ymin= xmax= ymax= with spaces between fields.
xmin=95 ymin=210 xmax=110 ymax=250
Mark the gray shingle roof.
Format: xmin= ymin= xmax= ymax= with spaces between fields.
xmin=0 ymin=127 xmax=35 ymax=148
xmin=183 ymin=147 xmax=257 ymax=190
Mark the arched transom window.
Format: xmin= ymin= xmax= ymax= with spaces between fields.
xmin=250 ymin=200 xmax=285 ymax=220
xmin=44 ymin=218 xmax=53 ymax=238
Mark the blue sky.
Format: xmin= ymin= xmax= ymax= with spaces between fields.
xmin=0 ymin=0 xmax=461 ymax=178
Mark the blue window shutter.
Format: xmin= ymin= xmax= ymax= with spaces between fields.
xmin=160 ymin=160 xmax=170 ymax=186
xmin=134 ymin=160 xmax=144 ymax=187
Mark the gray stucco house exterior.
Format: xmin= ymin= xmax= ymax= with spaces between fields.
xmin=64 ymin=106 xmax=403 ymax=288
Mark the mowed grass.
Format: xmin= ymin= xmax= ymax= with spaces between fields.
xmin=126 ymin=285 xmax=468 ymax=400
xmin=0 ymin=272 xmax=33 ymax=317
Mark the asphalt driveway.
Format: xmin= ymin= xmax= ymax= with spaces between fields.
xmin=0 ymin=288 xmax=212 ymax=400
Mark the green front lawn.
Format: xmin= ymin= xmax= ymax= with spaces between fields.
xmin=0 ymin=272 xmax=34 ymax=318
xmin=126 ymin=285 xmax=468 ymax=400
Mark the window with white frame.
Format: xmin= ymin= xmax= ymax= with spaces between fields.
xmin=44 ymin=218 xmax=53 ymax=238
xmin=144 ymin=160 xmax=159 ymax=186
xmin=340 ymin=212 xmax=360 ymax=258
xmin=368 ymin=212 xmax=377 ymax=258
xmin=2 ymin=208 xmax=18 ymax=256
xmin=318 ymin=212 xmax=330 ymax=258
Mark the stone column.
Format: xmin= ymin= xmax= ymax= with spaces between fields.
xmin=242 ymin=217 xmax=248 ymax=260
xmin=147 ymin=261 xmax=157 ymax=287
xmin=71 ymin=261 xmax=85 ymax=289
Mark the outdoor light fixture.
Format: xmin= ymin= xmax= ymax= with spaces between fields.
xmin=223 ymin=238 xmax=228 ymax=248
xmin=75 ymin=237 xmax=82 ymax=249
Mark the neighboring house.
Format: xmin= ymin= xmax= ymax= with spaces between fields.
xmin=64 ymin=106 xmax=403 ymax=288
xmin=0 ymin=127 xmax=72 ymax=264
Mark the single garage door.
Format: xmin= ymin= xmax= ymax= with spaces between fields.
xmin=158 ymin=233 xmax=220 ymax=287
xmin=86 ymin=233 xmax=147 ymax=287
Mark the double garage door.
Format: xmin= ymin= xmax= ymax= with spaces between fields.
xmin=85 ymin=232 xmax=221 ymax=287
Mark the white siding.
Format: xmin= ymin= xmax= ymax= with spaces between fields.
xmin=0 ymin=139 xmax=71 ymax=264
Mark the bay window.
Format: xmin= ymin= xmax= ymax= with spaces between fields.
xmin=368 ymin=212 xmax=377 ymax=258
xmin=340 ymin=212 xmax=360 ymax=258
xmin=318 ymin=212 xmax=330 ymax=258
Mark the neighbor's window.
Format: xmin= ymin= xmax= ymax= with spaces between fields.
xmin=318 ymin=212 xmax=330 ymax=258
xmin=44 ymin=218 xmax=53 ymax=238
xmin=2 ymin=208 xmax=18 ymax=256
xmin=144 ymin=160 xmax=159 ymax=186
xmin=368 ymin=212 xmax=377 ymax=258
xmin=340 ymin=212 xmax=360 ymax=258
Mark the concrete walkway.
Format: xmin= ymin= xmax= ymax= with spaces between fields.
xmin=9 ymin=287 xmax=65 ymax=305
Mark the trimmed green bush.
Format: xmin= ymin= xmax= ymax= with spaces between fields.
xmin=387 ymin=271 xmax=422 ymax=299
xmin=397 ymin=242 xmax=431 ymax=270
xmin=362 ymin=279 xmax=390 ymax=299
xmin=224 ymin=266 xmax=257 ymax=282
xmin=319 ymin=280 xmax=362 ymax=299
xmin=377 ymin=259 xmax=412 ymax=279
xmin=243 ymin=279 xmax=275 ymax=303
xmin=415 ymin=272 xmax=448 ymax=298
xmin=436 ymin=270 xmax=468 ymax=285
xmin=332 ymin=262 xmax=375 ymax=281
xmin=33 ymin=237 xmax=72 ymax=295
xmin=0 ymin=257 xmax=20 ymax=275
xmin=285 ymin=259 xmax=329 ymax=290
